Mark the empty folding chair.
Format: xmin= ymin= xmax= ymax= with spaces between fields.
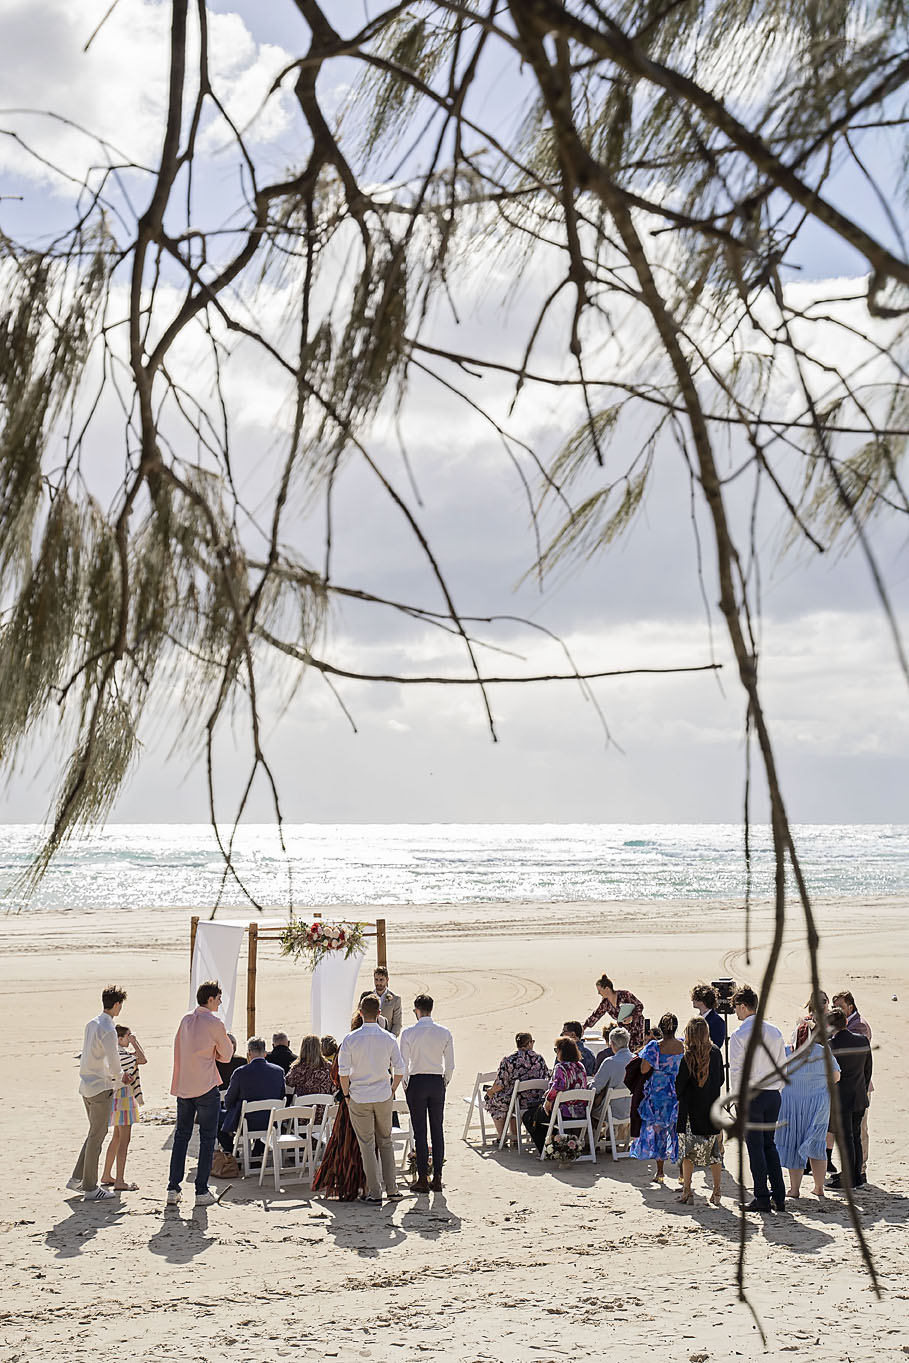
xmin=259 ymin=1104 xmax=317 ymax=1191
xmin=461 ymin=1071 xmax=498 ymax=1146
xmin=390 ymin=1098 xmax=413 ymax=1170
xmin=498 ymin=1079 xmax=549 ymax=1153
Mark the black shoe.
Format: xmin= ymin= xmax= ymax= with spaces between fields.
xmin=855 ymin=1173 xmax=867 ymax=1187
xmin=826 ymin=1157 xmax=838 ymax=1175
xmin=746 ymin=1199 xmax=772 ymax=1213
xmin=826 ymin=1174 xmax=842 ymax=1189
xmin=772 ymin=1198 xmax=786 ymax=1213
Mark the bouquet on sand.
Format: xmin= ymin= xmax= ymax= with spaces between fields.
xmin=544 ymin=1132 xmax=584 ymax=1164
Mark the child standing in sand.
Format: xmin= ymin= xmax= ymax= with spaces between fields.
xmin=101 ymin=1025 xmax=147 ymax=1190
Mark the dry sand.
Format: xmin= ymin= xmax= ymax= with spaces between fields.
xmin=1 ymin=895 xmax=906 ymax=1362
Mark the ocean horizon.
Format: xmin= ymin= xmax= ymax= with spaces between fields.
xmin=1 ymin=822 xmax=907 ymax=914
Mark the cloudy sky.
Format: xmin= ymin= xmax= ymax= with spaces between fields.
xmin=0 ymin=0 xmax=906 ymax=827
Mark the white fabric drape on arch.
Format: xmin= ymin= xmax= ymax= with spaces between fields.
xmin=310 ymin=947 xmax=367 ymax=1040
xmin=189 ymin=921 xmax=245 ymax=1030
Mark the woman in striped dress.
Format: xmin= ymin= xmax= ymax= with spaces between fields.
xmin=101 ymin=1025 xmax=146 ymax=1191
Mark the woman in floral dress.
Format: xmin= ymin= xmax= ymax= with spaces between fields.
xmin=582 ymin=974 xmax=645 ymax=1051
xmin=485 ymin=1032 xmax=550 ymax=1140
xmin=522 ymin=1037 xmax=589 ymax=1154
xmin=675 ymin=1015 xmax=725 ymax=1204
xmin=630 ymin=1012 xmax=683 ymax=1179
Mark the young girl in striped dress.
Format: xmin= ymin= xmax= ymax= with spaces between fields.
xmin=101 ymin=1025 xmax=147 ymax=1190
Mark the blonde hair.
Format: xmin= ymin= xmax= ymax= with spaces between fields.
xmin=297 ymin=1034 xmax=322 ymax=1068
xmin=683 ymin=1015 xmax=712 ymax=1087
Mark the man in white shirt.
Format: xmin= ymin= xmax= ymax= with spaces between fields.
xmin=400 ymin=994 xmax=455 ymax=1193
xmin=729 ymin=984 xmax=788 ymax=1213
xmin=338 ymin=994 xmax=405 ymax=1203
xmin=68 ymin=985 xmax=130 ymax=1201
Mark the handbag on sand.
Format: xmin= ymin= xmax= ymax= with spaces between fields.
xmin=211 ymin=1149 xmax=239 ymax=1179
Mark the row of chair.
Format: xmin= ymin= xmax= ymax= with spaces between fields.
xmin=461 ymin=1072 xmax=632 ymax=1162
xmin=230 ymin=1094 xmax=416 ymax=1190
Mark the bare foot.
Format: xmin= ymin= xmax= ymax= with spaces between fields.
xmin=112 ymin=1182 xmax=139 ymax=1191
xmin=676 ymin=1191 xmax=693 ymax=1203
xmin=787 ymin=1190 xmax=801 ymax=1199
xmin=709 ymin=1192 xmax=722 ymax=1206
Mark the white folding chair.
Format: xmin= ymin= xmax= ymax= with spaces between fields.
xmin=593 ymin=1085 xmax=632 ymax=1160
xmin=390 ymin=1098 xmax=414 ymax=1170
xmin=498 ymin=1079 xmax=549 ymax=1152
xmin=232 ymin=1098 xmax=285 ymax=1177
xmin=291 ymin=1093 xmax=337 ymax=1169
xmin=540 ymin=1089 xmax=597 ymax=1163
xmin=461 ymin=1071 xmax=498 ymax=1147
xmin=259 ymin=1104 xmax=317 ymax=1190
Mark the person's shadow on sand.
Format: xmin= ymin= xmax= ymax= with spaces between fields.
xmin=317 ymin=1200 xmax=407 ymax=1257
xmin=147 ymin=1207 xmax=218 ymax=1263
xmin=45 ymin=1197 xmax=127 ymax=1259
xmin=400 ymin=1191 xmax=462 ymax=1239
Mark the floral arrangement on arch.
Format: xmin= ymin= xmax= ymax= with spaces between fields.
xmin=280 ymin=918 xmax=367 ymax=968
xmin=544 ymin=1131 xmax=584 ymax=1164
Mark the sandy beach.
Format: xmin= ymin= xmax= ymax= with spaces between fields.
xmin=1 ymin=895 xmax=906 ymax=1363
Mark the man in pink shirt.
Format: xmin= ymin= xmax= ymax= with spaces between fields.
xmin=167 ymin=980 xmax=232 ymax=1207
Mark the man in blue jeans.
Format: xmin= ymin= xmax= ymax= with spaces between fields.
xmin=168 ymin=980 xmax=233 ymax=1207
xmin=728 ymin=984 xmax=788 ymax=1213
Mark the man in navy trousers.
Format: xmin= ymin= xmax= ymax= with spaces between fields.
xmin=400 ymin=994 xmax=455 ymax=1193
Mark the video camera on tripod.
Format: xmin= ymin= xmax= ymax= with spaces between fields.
xmin=711 ymin=978 xmax=737 ymax=1015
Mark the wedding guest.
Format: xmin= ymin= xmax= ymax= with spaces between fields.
xmin=68 ymin=985 xmax=130 ymax=1202
xmin=401 ymin=994 xmax=455 ymax=1192
xmin=338 ymin=995 xmax=405 ymax=1202
xmin=630 ymin=1013 xmax=683 ymax=1181
xmin=361 ymin=967 xmax=402 ymax=1037
xmin=101 ymin=1024 xmax=146 ymax=1191
xmin=582 ymin=975 xmax=645 ymax=1050
xmin=791 ymin=992 xmax=829 ymax=1050
xmin=217 ymin=1033 xmax=245 ymax=1090
xmin=218 ymin=1037 xmax=287 ymax=1153
xmin=522 ymin=1036 xmax=589 ymax=1154
xmin=776 ymin=1035 xmax=839 ymax=1199
xmin=321 ymin=1035 xmax=339 ymax=1064
xmin=728 ymin=985 xmax=787 ymax=1213
xmin=690 ymin=983 xmax=727 ymax=1049
xmin=484 ymin=1032 xmax=550 ymax=1140
xmin=591 ymin=1026 xmax=633 ymax=1120
xmin=832 ymin=988 xmax=873 ymax=1176
xmin=827 ymin=1008 xmax=872 ymax=1189
xmin=312 ymin=1012 xmax=366 ymax=1200
xmin=675 ymin=1016 xmax=724 ymax=1204
xmin=287 ymin=1035 xmax=334 ymax=1112
xmin=561 ymin=1021 xmax=597 ymax=1076
xmin=167 ymin=980 xmax=233 ymax=1208
xmin=266 ymin=1032 xmax=297 ymax=1073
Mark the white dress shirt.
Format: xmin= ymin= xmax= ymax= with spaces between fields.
xmin=79 ymin=1012 xmax=122 ymax=1097
xmin=400 ymin=1016 xmax=455 ymax=1085
xmin=729 ymin=1014 xmax=787 ymax=1096
xmin=338 ymin=1022 xmax=404 ymax=1103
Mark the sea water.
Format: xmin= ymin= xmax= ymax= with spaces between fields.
xmin=0 ymin=823 xmax=906 ymax=913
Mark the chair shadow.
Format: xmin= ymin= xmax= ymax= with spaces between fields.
xmin=44 ymin=1197 xmax=128 ymax=1260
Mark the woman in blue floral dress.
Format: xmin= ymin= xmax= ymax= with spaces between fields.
xmin=630 ymin=1013 xmax=683 ymax=1179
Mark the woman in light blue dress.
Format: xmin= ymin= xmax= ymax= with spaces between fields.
xmin=775 ymin=1041 xmax=840 ymax=1199
xmin=630 ymin=1013 xmax=683 ymax=1179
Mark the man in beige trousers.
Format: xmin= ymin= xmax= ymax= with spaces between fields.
xmin=338 ymin=993 xmax=405 ymax=1203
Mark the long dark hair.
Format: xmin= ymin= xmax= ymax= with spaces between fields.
xmin=683 ymin=1016 xmax=711 ymax=1087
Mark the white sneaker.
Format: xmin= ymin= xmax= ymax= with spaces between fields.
xmin=66 ymin=1178 xmax=82 ymax=1192
xmin=83 ymin=1186 xmax=116 ymax=1201
xmin=194 ymin=1190 xmax=216 ymax=1207
xmin=166 ymin=1189 xmax=181 ymax=1205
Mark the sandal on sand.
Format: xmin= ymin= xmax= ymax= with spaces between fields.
xmin=112 ymin=1182 xmax=139 ymax=1191
xmin=676 ymin=1191 xmax=693 ymax=1204
xmin=709 ymin=1192 xmax=722 ymax=1206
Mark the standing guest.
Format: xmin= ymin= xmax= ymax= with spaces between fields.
xmin=791 ymin=993 xmax=829 ymax=1050
xmin=287 ymin=1035 xmax=334 ymax=1104
xmin=266 ymin=1032 xmax=297 ymax=1073
xmin=217 ymin=1033 xmax=245 ymax=1090
xmin=167 ymin=980 xmax=232 ymax=1208
xmin=832 ymin=987 xmax=873 ymax=1176
xmin=827 ymin=1008 xmax=873 ymax=1189
xmin=690 ymin=984 xmax=728 ymax=1049
xmin=561 ymin=1022 xmax=597 ymax=1076
xmin=361 ymin=967 xmax=402 ymax=1036
xmin=313 ymin=1013 xmax=366 ymax=1200
xmin=338 ymin=994 xmax=405 ymax=1203
xmin=484 ymin=1032 xmax=550 ymax=1141
xmin=582 ymin=975 xmax=645 ymax=1051
xmin=728 ymin=984 xmax=788 ymax=1213
xmin=776 ymin=1036 xmax=839 ymax=1200
xmin=675 ymin=1016 xmax=724 ymax=1205
xmin=68 ymin=985 xmax=130 ymax=1202
xmin=401 ymin=994 xmax=455 ymax=1193
xmin=217 ymin=1037 xmax=287 ymax=1153
xmin=590 ymin=1026 xmax=633 ymax=1120
xmin=630 ymin=1013 xmax=683 ymax=1181
xmin=522 ymin=1036 xmax=589 ymax=1154
xmin=101 ymin=1024 xmax=147 ymax=1191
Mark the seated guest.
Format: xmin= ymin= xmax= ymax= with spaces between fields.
xmin=216 ymin=1033 xmax=245 ymax=1090
xmin=561 ymin=1021 xmax=596 ymax=1076
xmin=218 ymin=1037 xmax=287 ymax=1153
xmin=287 ymin=1034 xmax=334 ymax=1118
xmin=690 ymin=983 xmax=728 ymax=1049
xmin=522 ymin=1036 xmax=589 ymax=1154
xmin=266 ymin=1032 xmax=297 ymax=1073
xmin=591 ymin=1026 xmax=633 ymax=1120
xmin=484 ymin=1032 xmax=550 ymax=1140
xmin=583 ymin=974 xmax=645 ymax=1051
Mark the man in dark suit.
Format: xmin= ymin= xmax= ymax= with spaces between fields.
xmin=266 ymin=1032 xmax=296 ymax=1073
xmin=218 ymin=1037 xmax=286 ymax=1152
xmin=361 ymin=967 xmax=402 ymax=1037
xmin=827 ymin=1008 xmax=873 ymax=1188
